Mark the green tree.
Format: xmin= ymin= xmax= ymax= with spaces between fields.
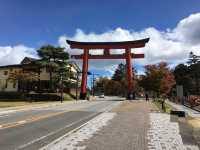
xmin=188 ymin=63 xmax=200 ymax=94
xmin=94 ymin=77 xmax=109 ymax=94
xmin=187 ymin=52 xmax=200 ymax=94
xmin=112 ymin=63 xmax=126 ymax=81
xmin=112 ymin=63 xmax=136 ymax=81
xmin=187 ymin=51 xmax=200 ymax=65
xmin=37 ymin=45 xmax=69 ymax=91
xmin=104 ymin=80 xmax=122 ymax=96
xmin=94 ymin=77 xmax=122 ymax=96
xmin=95 ymin=63 xmax=137 ymax=96
xmin=173 ymin=64 xmax=192 ymax=94
xmin=8 ymin=70 xmax=39 ymax=92
xmin=111 ymin=63 xmax=136 ymax=96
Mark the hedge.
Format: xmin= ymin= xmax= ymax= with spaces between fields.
xmin=0 ymin=92 xmax=25 ymax=100
xmin=0 ymin=92 xmax=65 ymax=101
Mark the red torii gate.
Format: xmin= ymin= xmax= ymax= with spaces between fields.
xmin=66 ymin=38 xmax=149 ymax=100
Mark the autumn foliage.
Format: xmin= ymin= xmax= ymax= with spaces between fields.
xmin=139 ymin=62 xmax=176 ymax=96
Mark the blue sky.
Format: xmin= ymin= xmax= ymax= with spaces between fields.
xmin=0 ymin=0 xmax=200 ymax=87
xmin=0 ymin=0 xmax=199 ymax=47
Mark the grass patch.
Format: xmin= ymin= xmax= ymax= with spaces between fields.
xmin=63 ymin=93 xmax=74 ymax=101
xmin=153 ymin=99 xmax=172 ymax=113
xmin=0 ymin=93 xmax=75 ymax=108
xmin=0 ymin=101 xmax=46 ymax=108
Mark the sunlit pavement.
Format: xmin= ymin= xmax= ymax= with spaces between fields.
xmin=148 ymin=113 xmax=199 ymax=150
xmin=166 ymin=100 xmax=200 ymax=118
xmin=40 ymin=100 xmax=199 ymax=150
xmin=0 ymin=97 xmax=122 ymax=150
xmin=1 ymin=98 xmax=199 ymax=150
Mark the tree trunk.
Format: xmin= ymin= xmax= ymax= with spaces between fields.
xmin=37 ymin=68 xmax=41 ymax=92
xmin=49 ymin=69 xmax=53 ymax=92
xmin=195 ymin=73 xmax=199 ymax=94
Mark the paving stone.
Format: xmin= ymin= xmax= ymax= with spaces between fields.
xmin=40 ymin=100 xmax=199 ymax=150
xmin=148 ymin=113 xmax=199 ymax=150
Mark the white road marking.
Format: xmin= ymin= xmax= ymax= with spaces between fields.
xmin=0 ymin=110 xmax=17 ymax=115
xmin=0 ymin=114 xmax=9 ymax=118
xmin=40 ymin=113 xmax=116 ymax=150
xmin=16 ymin=112 xmax=99 ymax=150
xmin=17 ymin=120 xmax=27 ymax=124
xmin=17 ymin=100 xmax=121 ymax=150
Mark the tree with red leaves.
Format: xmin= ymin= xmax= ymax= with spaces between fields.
xmin=139 ymin=62 xmax=176 ymax=97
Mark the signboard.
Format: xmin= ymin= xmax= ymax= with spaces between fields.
xmin=176 ymin=85 xmax=183 ymax=98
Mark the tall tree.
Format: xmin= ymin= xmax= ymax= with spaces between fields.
xmin=104 ymin=80 xmax=122 ymax=96
xmin=94 ymin=77 xmax=123 ymax=96
xmin=188 ymin=63 xmax=200 ymax=94
xmin=139 ymin=62 xmax=175 ymax=97
xmin=112 ymin=63 xmax=126 ymax=81
xmin=112 ymin=63 xmax=136 ymax=81
xmin=111 ymin=63 xmax=136 ymax=96
xmin=37 ymin=45 xmax=69 ymax=91
xmin=95 ymin=63 xmax=137 ymax=96
xmin=173 ymin=64 xmax=192 ymax=94
xmin=187 ymin=51 xmax=200 ymax=65
xmin=187 ymin=51 xmax=200 ymax=94
xmin=94 ymin=77 xmax=109 ymax=93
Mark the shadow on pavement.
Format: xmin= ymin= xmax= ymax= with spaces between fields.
xmin=170 ymin=114 xmax=198 ymax=146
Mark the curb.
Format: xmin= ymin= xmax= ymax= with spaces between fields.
xmin=0 ymin=100 xmax=87 ymax=115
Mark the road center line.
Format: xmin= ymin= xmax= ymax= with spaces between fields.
xmin=0 ymin=110 xmax=73 ymax=130
xmin=16 ymin=112 xmax=100 ymax=150
xmin=17 ymin=100 xmax=121 ymax=150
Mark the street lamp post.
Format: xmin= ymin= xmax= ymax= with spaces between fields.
xmin=60 ymin=72 xmax=64 ymax=103
xmin=91 ymin=73 xmax=99 ymax=96
xmin=76 ymin=72 xmax=79 ymax=101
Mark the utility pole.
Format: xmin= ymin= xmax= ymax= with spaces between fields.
xmin=92 ymin=74 xmax=95 ymax=96
xmin=91 ymin=73 xmax=99 ymax=96
xmin=76 ymin=72 xmax=80 ymax=101
xmin=60 ymin=73 xmax=64 ymax=103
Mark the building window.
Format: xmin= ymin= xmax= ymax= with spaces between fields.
xmin=4 ymin=71 xmax=8 ymax=75
xmin=13 ymin=82 xmax=16 ymax=88
xmin=5 ymin=80 xmax=8 ymax=88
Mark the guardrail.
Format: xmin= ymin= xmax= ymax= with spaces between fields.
xmin=169 ymin=95 xmax=200 ymax=112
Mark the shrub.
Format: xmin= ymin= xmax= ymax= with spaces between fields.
xmin=27 ymin=93 xmax=61 ymax=101
xmin=0 ymin=92 xmax=25 ymax=101
xmin=0 ymin=92 xmax=73 ymax=101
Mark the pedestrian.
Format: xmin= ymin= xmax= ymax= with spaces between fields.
xmin=145 ymin=93 xmax=149 ymax=101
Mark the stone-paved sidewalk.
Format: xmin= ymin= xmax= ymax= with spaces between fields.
xmin=78 ymin=100 xmax=156 ymax=150
xmin=41 ymin=100 xmax=199 ymax=150
xmin=79 ymin=100 xmax=199 ymax=150
xmin=166 ymin=100 xmax=200 ymax=118
xmin=166 ymin=100 xmax=200 ymax=147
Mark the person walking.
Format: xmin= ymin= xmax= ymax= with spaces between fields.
xmin=145 ymin=93 xmax=149 ymax=101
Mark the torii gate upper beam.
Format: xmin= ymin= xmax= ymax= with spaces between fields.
xmin=67 ymin=38 xmax=149 ymax=49
xmin=71 ymin=54 xmax=144 ymax=59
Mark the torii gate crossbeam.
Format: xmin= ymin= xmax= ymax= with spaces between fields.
xmin=67 ymin=38 xmax=149 ymax=100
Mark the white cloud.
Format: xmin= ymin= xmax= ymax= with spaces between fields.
xmin=59 ymin=12 xmax=200 ymax=72
xmin=0 ymin=45 xmax=36 ymax=66
xmin=0 ymin=12 xmax=200 ymax=75
xmin=173 ymin=13 xmax=200 ymax=45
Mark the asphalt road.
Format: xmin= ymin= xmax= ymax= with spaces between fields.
xmin=0 ymin=97 xmax=123 ymax=150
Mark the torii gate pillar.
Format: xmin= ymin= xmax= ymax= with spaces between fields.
xmin=80 ymin=49 xmax=89 ymax=99
xmin=126 ymin=48 xmax=134 ymax=99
